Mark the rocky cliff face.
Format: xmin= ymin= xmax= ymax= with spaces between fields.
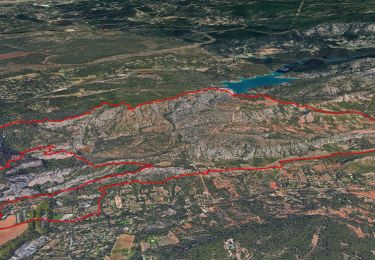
xmin=2 ymin=88 xmax=375 ymax=201
xmin=304 ymin=23 xmax=375 ymax=39
xmin=19 ymin=89 xmax=373 ymax=167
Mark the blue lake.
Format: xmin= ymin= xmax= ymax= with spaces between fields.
xmin=223 ymin=72 xmax=296 ymax=93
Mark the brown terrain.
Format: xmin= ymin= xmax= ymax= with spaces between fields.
xmin=0 ymin=51 xmax=35 ymax=60
xmin=350 ymin=190 xmax=375 ymax=200
xmin=0 ymin=215 xmax=28 ymax=246
xmin=108 ymin=234 xmax=135 ymax=260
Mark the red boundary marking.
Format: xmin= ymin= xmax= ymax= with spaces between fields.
xmin=1 ymin=87 xmax=374 ymax=130
xmin=1 ymin=87 xmax=375 ymax=230
xmin=1 ymin=146 xmax=375 ymax=230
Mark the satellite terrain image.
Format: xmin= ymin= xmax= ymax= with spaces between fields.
xmin=0 ymin=0 xmax=375 ymax=259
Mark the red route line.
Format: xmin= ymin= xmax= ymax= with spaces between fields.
xmin=1 ymin=87 xmax=375 ymax=230
xmin=1 ymin=145 xmax=375 ymax=230
xmin=1 ymin=87 xmax=375 ymax=130
xmin=0 ymin=145 xmax=149 ymax=172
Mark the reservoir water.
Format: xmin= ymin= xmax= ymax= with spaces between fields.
xmin=223 ymin=72 xmax=295 ymax=93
